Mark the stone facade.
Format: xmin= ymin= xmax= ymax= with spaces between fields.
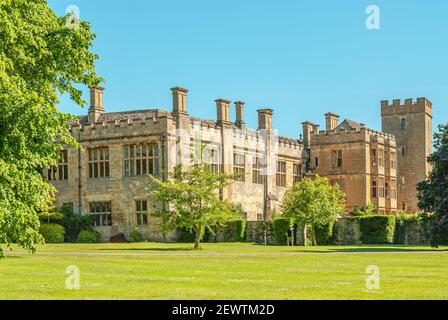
xmin=48 ymin=87 xmax=433 ymax=241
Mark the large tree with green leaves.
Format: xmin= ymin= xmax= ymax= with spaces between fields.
xmin=0 ymin=0 xmax=101 ymax=257
xmin=151 ymin=163 xmax=241 ymax=249
xmin=417 ymin=124 xmax=448 ymax=248
xmin=281 ymin=175 xmax=345 ymax=246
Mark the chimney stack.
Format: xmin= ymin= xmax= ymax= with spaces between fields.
xmin=325 ymin=112 xmax=340 ymax=132
xmin=235 ymin=101 xmax=246 ymax=129
xmin=216 ymin=99 xmax=231 ymax=125
xmin=257 ymin=109 xmax=273 ymax=132
xmin=171 ymin=87 xmax=188 ymax=115
xmin=302 ymin=121 xmax=314 ymax=146
xmin=88 ymin=87 xmax=105 ymax=123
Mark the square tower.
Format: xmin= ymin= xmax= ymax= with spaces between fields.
xmin=381 ymin=98 xmax=433 ymax=213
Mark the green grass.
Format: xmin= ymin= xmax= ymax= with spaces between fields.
xmin=1 ymin=242 xmax=448 ymax=300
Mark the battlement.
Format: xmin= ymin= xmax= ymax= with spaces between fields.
xmin=381 ymin=97 xmax=432 ymax=116
xmin=311 ymin=126 xmax=395 ymax=143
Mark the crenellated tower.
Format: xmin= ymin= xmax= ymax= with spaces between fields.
xmin=381 ymin=98 xmax=433 ymax=213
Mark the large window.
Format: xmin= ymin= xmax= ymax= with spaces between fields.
xmin=233 ymin=153 xmax=245 ymax=182
xmin=124 ymin=144 xmax=159 ymax=177
xmin=331 ymin=150 xmax=343 ymax=168
xmin=293 ymin=163 xmax=302 ymax=184
xmin=276 ymin=161 xmax=286 ymax=187
xmin=385 ymin=180 xmax=390 ymax=199
xmin=390 ymin=152 xmax=396 ymax=169
xmin=88 ymin=147 xmax=110 ymax=178
xmin=135 ymin=200 xmax=148 ymax=226
xmin=378 ymin=149 xmax=385 ymax=167
xmin=371 ymin=179 xmax=377 ymax=198
xmin=378 ymin=177 xmax=385 ymax=198
xmin=89 ymin=202 xmax=112 ymax=227
xmin=371 ymin=149 xmax=377 ymax=166
xmin=401 ymin=118 xmax=408 ymax=130
xmin=204 ymin=148 xmax=220 ymax=175
xmin=390 ymin=179 xmax=397 ymax=200
xmin=252 ymin=156 xmax=263 ymax=184
xmin=48 ymin=150 xmax=68 ymax=181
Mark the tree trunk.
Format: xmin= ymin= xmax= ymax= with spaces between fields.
xmin=194 ymin=225 xmax=205 ymax=250
xmin=312 ymin=224 xmax=317 ymax=246
xmin=302 ymin=224 xmax=307 ymax=246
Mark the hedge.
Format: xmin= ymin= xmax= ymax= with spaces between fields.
xmin=315 ymin=221 xmax=335 ymax=245
xmin=272 ymin=219 xmax=291 ymax=245
xmin=39 ymin=223 xmax=65 ymax=243
xmin=77 ymin=230 xmax=100 ymax=243
xmin=359 ymin=215 xmax=396 ymax=244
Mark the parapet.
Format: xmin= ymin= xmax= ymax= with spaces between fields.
xmin=381 ymin=97 xmax=432 ymax=116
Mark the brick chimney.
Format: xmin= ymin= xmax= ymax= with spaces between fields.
xmin=257 ymin=109 xmax=273 ymax=132
xmin=171 ymin=87 xmax=188 ymax=115
xmin=88 ymin=87 xmax=105 ymax=123
xmin=325 ymin=112 xmax=340 ymax=132
xmin=216 ymin=99 xmax=231 ymax=125
xmin=235 ymin=101 xmax=246 ymax=129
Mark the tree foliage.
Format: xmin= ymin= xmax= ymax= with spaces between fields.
xmin=151 ymin=162 xmax=241 ymax=249
xmin=0 ymin=0 xmax=101 ymax=257
xmin=281 ymin=175 xmax=345 ymax=246
xmin=417 ymin=124 xmax=448 ymax=248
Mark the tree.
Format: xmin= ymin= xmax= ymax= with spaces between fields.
xmin=417 ymin=124 xmax=448 ymax=248
xmin=151 ymin=162 xmax=241 ymax=249
xmin=281 ymin=175 xmax=345 ymax=246
xmin=0 ymin=0 xmax=102 ymax=257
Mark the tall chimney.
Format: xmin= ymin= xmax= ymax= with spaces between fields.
xmin=171 ymin=87 xmax=188 ymax=115
xmin=235 ymin=101 xmax=246 ymax=129
xmin=88 ymin=87 xmax=105 ymax=123
xmin=216 ymin=99 xmax=231 ymax=125
xmin=313 ymin=124 xmax=320 ymax=135
xmin=302 ymin=121 xmax=314 ymax=146
xmin=257 ymin=109 xmax=273 ymax=132
xmin=325 ymin=112 xmax=340 ymax=132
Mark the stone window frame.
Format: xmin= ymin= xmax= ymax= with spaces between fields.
xmin=390 ymin=152 xmax=396 ymax=169
xmin=276 ymin=160 xmax=286 ymax=187
xmin=331 ymin=149 xmax=343 ymax=169
xmin=371 ymin=149 xmax=377 ymax=167
xmin=252 ymin=156 xmax=263 ymax=185
xmin=88 ymin=147 xmax=110 ymax=178
xmin=400 ymin=118 xmax=408 ymax=130
xmin=204 ymin=147 xmax=220 ymax=175
xmin=124 ymin=143 xmax=159 ymax=177
xmin=378 ymin=149 xmax=385 ymax=168
xmin=89 ymin=201 xmax=112 ymax=227
xmin=378 ymin=177 xmax=385 ymax=198
xmin=48 ymin=150 xmax=68 ymax=181
xmin=233 ymin=153 xmax=245 ymax=182
xmin=371 ymin=178 xmax=377 ymax=198
xmin=293 ymin=163 xmax=302 ymax=184
xmin=390 ymin=178 xmax=397 ymax=200
xmin=135 ymin=199 xmax=148 ymax=226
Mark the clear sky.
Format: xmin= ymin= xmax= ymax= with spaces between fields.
xmin=48 ymin=0 xmax=447 ymax=138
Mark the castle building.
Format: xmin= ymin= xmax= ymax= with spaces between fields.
xmin=48 ymin=87 xmax=432 ymax=241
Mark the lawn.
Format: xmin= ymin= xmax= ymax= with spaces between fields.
xmin=1 ymin=242 xmax=447 ymax=300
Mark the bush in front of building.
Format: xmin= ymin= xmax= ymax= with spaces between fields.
xmin=315 ymin=221 xmax=335 ymax=245
xmin=76 ymin=230 xmax=100 ymax=243
xmin=128 ymin=229 xmax=144 ymax=242
xmin=39 ymin=223 xmax=65 ymax=243
xmin=359 ymin=215 xmax=396 ymax=244
xmin=272 ymin=218 xmax=291 ymax=245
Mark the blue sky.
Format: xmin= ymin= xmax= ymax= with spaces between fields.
xmin=48 ymin=0 xmax=447 ymax=138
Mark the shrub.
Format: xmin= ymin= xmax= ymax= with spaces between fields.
xmin=59 ymin=205 xmax=95 ymax=243
xmin=315 ymin=221 xmax=335 ymax=245
xmin=359 ymin=215 xmax=396 ymax=244
xmin=272 ymin=219 xmax=291 ymax=245
xmin=177 ymin=228 xmax=196 ymax=243
xmin=76 ymin=230 xmax=100 ymax=243
xmin=351 ymin=204 xmax=375 ymax=217
xmin=235 ymin=220 xmax=247 ymax=242
xmin=39 ymin=223 xmax=65 ymax=243
xmin=128 ymin=229 xmax=144 ymax=242
xmin=110 ymin=233 xmax=127 ymax=243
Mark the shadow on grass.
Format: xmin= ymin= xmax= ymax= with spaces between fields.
xmin=96 ymin=247 xmax=196 ymax=252
xmin=251 ymin=243 xmax=448 ymax=253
